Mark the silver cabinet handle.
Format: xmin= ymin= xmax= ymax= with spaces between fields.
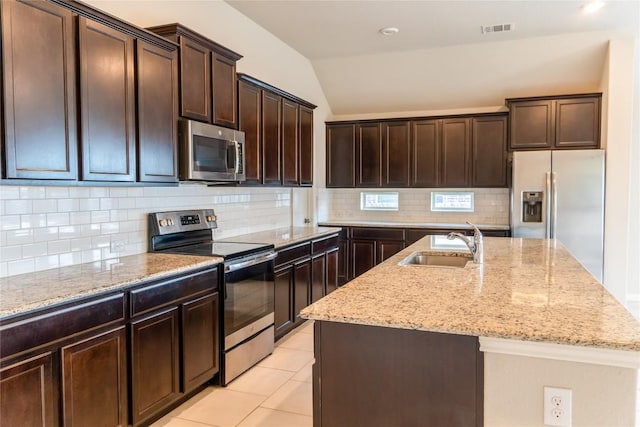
xmin=545 ymin=171 xmax=552 ymax=239
xmin=552 ymin=172 xmax=558 ymax=239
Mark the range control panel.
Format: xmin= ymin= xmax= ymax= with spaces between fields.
xmin=149 ymin=209 xmax=218 ymax=236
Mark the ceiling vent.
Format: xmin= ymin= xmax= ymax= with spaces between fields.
xmin=481 ymin=23 xmax=515 ymax=34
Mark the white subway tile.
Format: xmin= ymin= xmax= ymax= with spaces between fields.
xmin=34 ymin=227 xmax=59 ymax=242
xmin=81 ymin=224 xmax=101 ymax=237
xmin=109 ymin=188 xmax=129 ymax=198
xmin=57 ymin=198 xmax=79 ymax=212
xmin=6 ymin=229 xmax=34 ymax=245
xmin=0 ymin=245 xmax=22 ymax=261
xmin=5 ymin=199 xmax=33 ymax=215
xmin=68 ymin=187 xmax=92 ymax=198
xmin=81 ymin=249 xmax=102 ymax=263
xmin=101 ymin=222 xmax=120 ymax=235
xmin=91 ymin=211 xmax=110 ymax=223
xmin=0 ymin=262 xmax=7 ymax=278
xmin=58 ymin=225 xmax=82 ymax=239
xmin=70 ymin=237 xmax=92 ymax=252
xmin=19 ymin=186 xmax=46 ymax=199
xmin=90 ymin=187 xmax=109 ymax=198
xmin=8 ymin=258 xmax=35 ymax=276
xmin=21 ymin=214 xmax=47 ymax=229
xmin=33 ymin=199 xmax=58 ymax=213
xmin=45 ymin=187 xmax=69 ymax=199
xmin=46 ymin=212 xmax=69 ymax=227
xmin=59 ymin=252 xmax=82 ymax=267
xmin=127 ymin=187 xmax=144 ymax=197
xmin=0 ymin=186 xmax=20 ymax=199
xmin=35 ymin=255 xmax=59 ymax=271
xmin=70 ymin=211 xmax=91 ymax=225
xmin=100 ymin=198 xmax=117 ymax=210
xmin=48 ymin=240 xmax=71 ymax=255
xmin=91 ymin=235 xmax=111 ymax=249
xmin=79 ymin=198 xmax=100 ymax=211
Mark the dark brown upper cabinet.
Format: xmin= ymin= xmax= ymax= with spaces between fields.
xmin=238 ymin=80 xmax=262 ymax=184
xmin=411 ymin=120 xmax=440 ymax=187
xmin=440 ymin=118 xmax=471 ymax=187
xmin=299 ymin=106 xmax=314 ymax=186
xmin=356 ymin=123 xmax=382 ymax=187
xmin=282 ymin=98 xmax=300 ymax=185
xmin=472 ymin=115 xmax=508 ymax=187
xmin=507 ymin=93 xmax=601 ymax=150
xmin=237 ymin=74 xmax=316 ymax=187
xmin=382 ymin=121 xmax=411 ymax=187
xmin=79 ymin=17 xmax=136 ymax=182
xmin=262 ymin=91 xmax=283 ymax=185
xmin=2 ymin=0 xmax=78 ymax=180
xmin=136 ymin=40 xmax=179 ymax=183
xmin=147 ymin=23 xmax=242 ymax=129
xmin=326 ymin=123 xmax=356 ymax=188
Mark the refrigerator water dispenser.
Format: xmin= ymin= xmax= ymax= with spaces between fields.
xmin=522 ymin=191 xmax=543 ymax=223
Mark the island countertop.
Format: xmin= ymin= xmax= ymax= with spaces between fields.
xmin=300 ymin=236 xmax=640 ymax=352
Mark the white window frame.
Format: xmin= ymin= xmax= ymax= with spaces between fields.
xmin=360 ymin=191 xmax=399 ymax=211
xmin=430 ymin=191 xmax=475 ymax=212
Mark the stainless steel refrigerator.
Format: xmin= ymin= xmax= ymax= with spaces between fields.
xmin=511 ymin=149 xmax=605 ymax=282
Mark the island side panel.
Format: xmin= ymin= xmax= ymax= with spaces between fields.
xmin=313 ymin=320 xmax=483 ymax=427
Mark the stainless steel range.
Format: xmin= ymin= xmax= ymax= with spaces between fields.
xmin=148 ymin=209 xmax=275 ymax=385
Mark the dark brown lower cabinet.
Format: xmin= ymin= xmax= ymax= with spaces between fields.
xmin=325 ymin=249 xmax=339 ymax=294
xmin=377 ymin=240 xmax=405 ymax=263
xmin=61 ymin=327 xmax=128 ymax=427
xmin=0 ymin=352 xmax=56 ymax=427
xmin=182 ymin=294 xmax=219 ymax=393
xmin=294 ymin=260 xmax=311 ymax=321
xmin=131 ymin=308 xmax=180 ymax=425
xmin=311 ymin=254 xmax=326 ymax=303
xmin=351 ymin=240 xmax=375 ymax=279
xmin=313 ymin=321 xmax=483 ymax=427
xmin=274 ymin=266 xmax=295 ymax=338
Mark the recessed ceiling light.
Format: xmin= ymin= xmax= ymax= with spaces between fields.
xmin=379 ymin=27 xmax=399 ymax=36
xmin=581 ymin=0 xmax=605 ymax=13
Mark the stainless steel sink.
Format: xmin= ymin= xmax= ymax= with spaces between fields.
xmin=399 ymin=252 xmax=472 ymax=268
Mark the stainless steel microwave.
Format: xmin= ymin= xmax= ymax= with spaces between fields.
xmin=179 ymin=119 xmax=245 ymax=182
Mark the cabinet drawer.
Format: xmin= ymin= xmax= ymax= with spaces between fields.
xmin=351 ymin=227 xmax=404 ymax=241
xmin=130 ymin=267 xmax=218 ymax=317
xmin=312 ymin=235 xmax=339 ymax=255
xmin=0 ymin=293 xmax=125 ymax=358
xmin=276 ymin=242 xmax=311 ymax=267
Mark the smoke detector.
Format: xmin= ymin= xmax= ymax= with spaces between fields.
xmin=481 ymin=23 xmax=515 ymax=34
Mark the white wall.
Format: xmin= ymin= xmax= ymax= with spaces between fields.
xmin=600 ymin=37 xmax=640 ymax=315
xmin=484 ymin=353 xmax=637 ymax=426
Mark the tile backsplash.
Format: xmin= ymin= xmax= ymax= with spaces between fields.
xmin=0 ymin=184 xmax=299 ymax=278
xmin=317 ymin=188 xmax=510 ymax=225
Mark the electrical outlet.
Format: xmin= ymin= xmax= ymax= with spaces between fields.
xmin=544 ymin=386 xmax=572 ymax=426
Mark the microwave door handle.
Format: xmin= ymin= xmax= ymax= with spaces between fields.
xmin=234 ymin=141 xmax=240 ymax=174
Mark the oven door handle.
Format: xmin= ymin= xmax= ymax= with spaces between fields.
xmin=224 ymin=252 xmax=277 ymax=273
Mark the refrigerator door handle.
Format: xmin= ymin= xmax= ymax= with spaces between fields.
xmin=545 ymin=171 xmax=552 ymax=239
xmin=551 ymin=171 xmax=558 ymax=239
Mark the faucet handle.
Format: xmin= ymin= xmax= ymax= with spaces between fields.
xmin=466 ymin=221 xmax=483 ymax=238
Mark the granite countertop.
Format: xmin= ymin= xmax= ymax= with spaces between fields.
xmin=219 ymin=226 xmax=342 ymax=249
xmin=301 ymin=236 xmax=640 ymax=352
xmin=318 ymin=220 xmax=510 ymax=231
xmin=0 ymin=253 xmax=222 ymax=320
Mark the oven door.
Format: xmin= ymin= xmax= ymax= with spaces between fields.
xmin=223 ymin=253 xmax=275 ymax=350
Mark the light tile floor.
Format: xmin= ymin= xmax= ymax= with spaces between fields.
xmin=151 ymin=320 xmax=315 ymax=427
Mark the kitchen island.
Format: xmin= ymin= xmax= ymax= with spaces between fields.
xmin=300 ymin=236 xmax=640 ymax=427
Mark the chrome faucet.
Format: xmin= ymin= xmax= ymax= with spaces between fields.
xmin=447 ymin=222 xmax=484 ymax=264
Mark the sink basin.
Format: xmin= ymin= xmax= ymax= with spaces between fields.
xmin=399 ymin=252 xmax=472 ymax=268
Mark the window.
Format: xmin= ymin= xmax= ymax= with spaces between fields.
xmin=360 ymin=192 xmax=399 ymax=211
xmin=430 ymin=191 xmax=474 ymax=212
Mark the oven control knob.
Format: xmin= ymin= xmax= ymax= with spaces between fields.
xmin=159 ymin=219 xmax=167 ymax=227
xmin=206 ymin=215 xmax=217 ymax=222
xmin=168 ymin=218 xmax=174 ymax=226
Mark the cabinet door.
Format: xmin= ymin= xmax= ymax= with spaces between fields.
xmin=351 ymin=240 xmax=375 ymax=279
xmin=262 ymin=91 xmax=282 ymax=185
xmin=441 ymin=118 xmax=470 ymax=187
xmin=274 ymin=266 xmax=294 ymax=339
xmin=282 ymin=99 xmax=300 ymax=186
xmin=79 ymin=17 xmax=136 ymax=182
xmin=509 ymin=100 xmax=553 ymax=150
xmin=182 ymin=294 xmax=219 ymax=393
xmin=411 ymin=120 xmax=440 ymax=187
xmin=311 ymin=254 xmax=326 ymax=303
xmin=0 ymin=352 xmax=56 ymax=427
xmin=326 ymin=248 xmax=339 ymax=294
xmin=294 ymin=259 xmax=311 ymax=322
xmin=179 ymin=36 xmax=211 ymax=122
xmin=376 ymin=240 xmax=404 ymax=264
xmin=299 ymin=106 xmax=314 ymax=186
xmin=212 ymin=52 xmax=237 ymax=128
xmin=238 ymin=80 xmax=262 ymax=184
xmin=356 ymin=123 xmax=382 ymax=187
xmin=61 ymin=327 xmax=127 ymax=427
xmin=2 ymin=0 xmax=78 ymax=180
xmin=136 ymin=41 xmax=179 ymax=183
xmin=472 ymin=115 xmax=507 ymax=187
xmin=131 ymin=308 xmax=180 ymax=425
xmin=337 ymin=230 xmax=349 ymax=286
xmin=382 ymin=121 xmax=411 ymax=187
xmin=326 ymin=123 xmax=356 ymax=187
xmin=555 ymin=97 xmax=600 ymax=149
